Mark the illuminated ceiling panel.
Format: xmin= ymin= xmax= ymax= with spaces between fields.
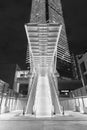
xmin=25 ymin=23 xmax=62 ymax=69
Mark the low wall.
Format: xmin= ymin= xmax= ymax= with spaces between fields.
xmin=60 ymin=96 xmax=87 ymax=113
xmin=60 ymin=98 xmax=75 ymax=111
xmin=0 ymin=96 xmax=27 ymax=114
xmin=1 ymin=95 xmax=87 ymax=114
xmin=16 ymin=98 xmax=27 ymax=111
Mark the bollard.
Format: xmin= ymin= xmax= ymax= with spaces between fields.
xmin=23 ymin=107 xmax=25 ymax=115
xmin=62 ymin=106 xmax=64 ymax=115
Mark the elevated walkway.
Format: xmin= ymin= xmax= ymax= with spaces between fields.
xmin=25 ymin=23 xmax=62 ymax=117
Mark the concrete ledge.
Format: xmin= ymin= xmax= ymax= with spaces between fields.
xmin=74 ymin=106 xmax=80 ymax=112
xmin=83 ymin=107 xmax=87 ymax=114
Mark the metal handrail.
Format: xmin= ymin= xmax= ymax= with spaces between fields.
xmin=25 ymin=73 xmax=38 ymax=114
xmin=48 ymin=73 xmax=62 ymax=114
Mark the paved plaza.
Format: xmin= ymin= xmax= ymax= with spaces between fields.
xmin=0 ymin=111 xmax=87 ymax=130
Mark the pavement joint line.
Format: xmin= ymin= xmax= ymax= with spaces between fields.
xmin=1 ymin=119 xmax=87 ymax=121
xmin=1 ymin=110 xmax=87 ymax=121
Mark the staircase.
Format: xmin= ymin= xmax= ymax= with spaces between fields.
xmin=33 ymin=75 xmax=54 ymax=117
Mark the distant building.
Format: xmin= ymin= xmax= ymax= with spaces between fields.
xmin=72 ymin=52 xmax=87 ymax=97
xmin=13 ymin=70 xmax=29 ymax=96
xmin=0 ymin=79 xmax=9 ymax=98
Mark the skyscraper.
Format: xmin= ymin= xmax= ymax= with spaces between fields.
xmin=26 ymin=0 xmax=71 ymax=74
xmin=48 ymin=0 xmax=71 ymax=63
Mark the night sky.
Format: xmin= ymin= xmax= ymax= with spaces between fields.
xmin=0 ymin=0 xmax=87 ymax=86
xmin=0 ymin=0 xmax=32 ymax=67
xmin=61 ymin=0 xmax=87 ymax=54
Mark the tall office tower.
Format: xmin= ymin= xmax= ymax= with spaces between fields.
xmin=25 ymin=0 xmax=71 ymax=117
xmin=48 ymin=0 xmax=71 ymax=63
xmin=26 ymin=0 xmax=72 ymax=78
xmin=30 ymin=0 xmax=46 ymax=23
xmin=48 ymin=0 xmax=72 ymax=78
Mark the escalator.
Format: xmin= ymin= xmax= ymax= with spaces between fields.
xmin=33 ymin=75 xmax=54 ymax=117
xmin=26 ymin=73 xmax=62 ymax=117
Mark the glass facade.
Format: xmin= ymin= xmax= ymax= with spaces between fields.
xmin=26 ymin=0 xmax=72 ymax=78
xmin=48 ymin=0 xmax=71 ymax=63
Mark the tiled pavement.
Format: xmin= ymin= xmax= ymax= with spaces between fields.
xmin=0 ymin=111 xmax=87 ymax=130
xmin=0 ymin=110 xmax=87 ymax=121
